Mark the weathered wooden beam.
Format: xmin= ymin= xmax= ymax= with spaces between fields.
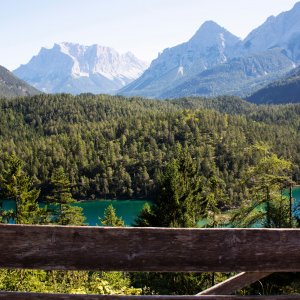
xmin=1 ymin=225 xmax=300 ymax=272
xmin=197 ymin=272 xmax=272 ymax=295
xmin=0 ymin=293 xmax=300 ymax=300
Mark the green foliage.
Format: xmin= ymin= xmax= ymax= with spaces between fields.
xmin=100 ymin=204 xmax=125 ymax=227
xmin=0 ymin=154 xmax=44 ymax=224
xmin=133 ymin=146 xmax=227 ymax=294
xmin=231 ymin=147 xmax=292 ymax=228
xmin=46 ymin=167 xmax=85 ymax=225
xmin=248 ymin=65 xmax=300 ymax=104
xmin=134 ymin=202 xmax=154 ymax=227
xmin=0 ymin=269 xmax=141 ymax=295
xmin=47 ymin=167 xmax=75 ymax=205
xmin=150 ymin=153 xmax=203 ymax=227
xmin=201 ymin=175 xmax=227 ymax=227
xmin=131 ymin=272 xmax=213 ymax=295
xmin=1 ymin=94 xmax=300 ymax=204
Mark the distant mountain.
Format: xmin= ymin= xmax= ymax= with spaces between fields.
xmin=119 ymin=21 xmax=241 ymax=98
xmin=247 ymin=65 xmax=300 ymax=104
xmin=14 ymin=43 xmax=149 ymax=94
xmin=161 ymin=49 xmax=295 ymax=98
xmin=239 ymin=2 xmax=300 ymax=62
xmin=120 ymin=3 xmax=300 ymax=99
xmin=0 ymin=65 xmax=40 ymax=98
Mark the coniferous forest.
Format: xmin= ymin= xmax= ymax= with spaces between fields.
xmin=1 ymin=94 xmax=299 ymax=201
xmin=1 ymin=93 xmax=300 ymax=294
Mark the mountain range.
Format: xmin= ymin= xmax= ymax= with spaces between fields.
xmin=14 ymin=43 xmax=148 ymax=95
xmin=120 ymin=2 xmax=300 ymax=99
xmin=0 ymin=65 xmax=40 ymax=98
xmin=8 ymin=2 xmax=300 ymax=101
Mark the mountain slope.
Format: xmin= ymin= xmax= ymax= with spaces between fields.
xmin=247 ymin=65 xmax=300 ymax=104
xmin=14 ymin=43 xmax=148 ymax=94
xmin=240 ymin=2 xmax=300 ymax=62
xmin=0 ymin=65 xmax=40 ymax=98
xmin=161 ymin=49 xmax=295 ymax=98
xmin=119 ymin=21 xmax=240 ymax=98
xmin=121 ymin=3 xmax=300 ymax=99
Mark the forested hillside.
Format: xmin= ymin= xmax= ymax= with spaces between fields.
xmin=0 ymin=65 xmax=40 ymax=98
xmin=1 ymin=94 xmax=299 ymax=205
xmin=247 ymin=66 xmax=300 ymax=104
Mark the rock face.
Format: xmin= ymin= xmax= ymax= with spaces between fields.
xmin=14 ymin=43 xmax=149 ymax=94
xmin=120 ymin=21 xmax=241 ymax=98
xmin=0 ymin=65 xmax=40 ymax=98
xmin=240 ymin=2 xmax=300 ymax=62
xmin=161 ymin=49 xmax=295 ymax=98
xmin=120 ymin=3 xmax=300 ymax=99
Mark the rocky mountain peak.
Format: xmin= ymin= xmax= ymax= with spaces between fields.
xmin=241 ymin=1 xmax=300 ymax=61
xmin=13 ymin=43 xmax=148 ymax=94
xmin=189 ymin=21 xmax=240 ymax=49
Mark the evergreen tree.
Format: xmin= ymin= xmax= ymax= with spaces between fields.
xmin=99 ymin=204 xmax=124 ymax=227
xmin=134 ymin=203 xmax=154 ymax=227
xmin=46 ymin=167 xmax=85 ymax=225
xmin=139 ymin=147 xmax=205 ymax=228
xmin=132 ymin=148 xmax=212 ymax=294
xmin=0 ymin=154 xmax=42 ymax=224
xmin=231 ymin=146 xmax=292 ymax=228
xmin=201 ymin=176 xmax=227 ymax=227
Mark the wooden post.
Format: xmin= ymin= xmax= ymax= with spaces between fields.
xmin=197 ymin=272 xmax=272 ymax=295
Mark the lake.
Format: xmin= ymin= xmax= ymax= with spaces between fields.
xmin=0 ymin=198 xmax=150 ymax=226
xmin=291 ymin=186 xmax=300 ymax=219
xmin=74 ymin=199 xmax=150 ymax=226
xmin=1 ymin=186 xmax=300 ymax=227
xmin=292 ymin=186 xmax=300 ymax=202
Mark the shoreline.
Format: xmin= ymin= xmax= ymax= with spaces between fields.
xmin=74 ymin=198 xmax=153 ymax=203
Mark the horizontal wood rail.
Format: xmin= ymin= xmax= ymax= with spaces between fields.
xmin=1 ymin=224 xmax=300 ymax=272
xmin=0 ymin=224 xmax=300 ymax=299
xmin=1 ymin=293 xmax=300 ymax=299
xmin=1 ymin=293 xmax=300 ymax=300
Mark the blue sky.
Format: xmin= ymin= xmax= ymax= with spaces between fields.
xmin=0 ymin=0 xmax=299 ymax=70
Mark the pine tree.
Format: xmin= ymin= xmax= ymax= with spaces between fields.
xmin=0 ymin=154 xmax=42 ymax=224
xmin=134 ymin=203 xmax=154 ymax=227
xmin=142 ymin=147 xmax=204 ymax=228
xmin=231 ymin=147 xmax=292 ymax=228
xmin=46 ymin=167 xmax=85 ymax=225
xmin=99 ymin=204 xmax=124 ymax=227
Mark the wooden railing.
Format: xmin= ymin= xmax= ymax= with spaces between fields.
xmin=0 ymin=224 xmax=300 ymax=299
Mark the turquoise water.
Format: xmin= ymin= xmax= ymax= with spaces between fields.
xmin=74 ymin=199 xmax=150 ymax=226
xmin=0 ymin=199 xmax=149 ymax=226
xmin=1 ymin=187 xmax=299 ymax=226
xmin=292 ymin=186 xmax=300 ymax=201
xmin=291 ymin=186 xmax=300 ymax=218
xmin=0 ymin=199 xmax=15 ymax=211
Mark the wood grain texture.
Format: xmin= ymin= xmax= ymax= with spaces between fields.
xmin=0 ymin=293 xmax=300 ymax=300
xmin=1 ymin=224 xmax=300 ymax=272
xmin=197 ymin=272 xmax=272 ymax=295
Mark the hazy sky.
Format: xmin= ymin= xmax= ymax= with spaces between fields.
xmin=1 ymin=0 xmax=299 ymax=70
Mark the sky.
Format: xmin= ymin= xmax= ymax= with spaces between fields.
xmin=0 ymin=0 xmax=299 ymax=71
